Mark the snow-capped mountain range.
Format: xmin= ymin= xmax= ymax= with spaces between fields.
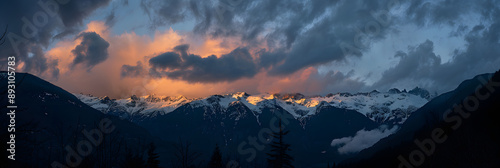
xmin=75 ymin=87 xmax=431 ymax=123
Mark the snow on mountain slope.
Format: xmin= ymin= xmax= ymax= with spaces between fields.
xmin=75 ymin=94 xmax=190 ymax=117
xmin=75 ymin=88 xmax=430 ymax=123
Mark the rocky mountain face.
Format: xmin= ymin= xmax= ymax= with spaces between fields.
xmin=76 ymin=88 xmax=431 ymax=125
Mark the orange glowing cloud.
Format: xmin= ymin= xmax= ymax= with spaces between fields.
xmin=44 ymin=21 xmax=249 ymax=98
xmin=42 ymin=20 xmax=346 ymax=99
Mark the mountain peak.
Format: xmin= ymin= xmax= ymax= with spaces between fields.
xmin=76 ymin=88 xmax=430 ymax=123
xmin=278 ymin=93 xmax=306 ymax=100
xmin=408 ymin=87 xmax=431 ymax=99
xmin=388 ymin=88 xmax=401 ymax=94
xmin=231 ymin=92 xmax=250 ymax=99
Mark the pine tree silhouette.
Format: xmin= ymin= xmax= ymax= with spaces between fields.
xmin=208 ymin=144 xmax=223 ymax=168
xmin=121 ymin=149 xmax=145 ymax=168
xmin=173 ymin=138 xmax=201 ymax=168
xmin=266 ymin=118 xmax=294 ymax=168
xmin=327 ymin=162 xmax=338 ymax=168
xmin=146 ymin=143 xmax=161 ymax=168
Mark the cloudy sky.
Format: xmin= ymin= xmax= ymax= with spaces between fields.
xmin=1 ymin=0 xmax=499 ymax=98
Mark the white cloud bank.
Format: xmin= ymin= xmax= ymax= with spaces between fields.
xmin=331 ymin=125 xmax=399 ymax=154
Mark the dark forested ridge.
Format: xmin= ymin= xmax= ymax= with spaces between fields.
xmin=340 ymin=70 xmax=500 ymax=168
xmin=0 ymin=73 xmax=157 ymax=167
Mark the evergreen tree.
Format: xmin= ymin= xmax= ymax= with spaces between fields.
xmin=208 ymin=144 xmax=223 ymax=168
xmin=121 ymin=149 xmax=145 ymax=168
xmin=146 ymin=143 xmax=161 ymax=168
xmin=173 ymin=138 xmax=201 ymax=168
xmin=266 ymin=118 xmax=294 ymax=168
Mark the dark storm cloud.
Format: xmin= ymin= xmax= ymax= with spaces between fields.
xmin=58 ymin=0 xmax=112 ymax=27
xmin=265 ymin=19 xmax=354 ymax=76
xmin=322 ymin=70 xmax=367 ymax=94
xmin=374 ymin=16 xmax=500 ymax=93
xmin=405 ymin=0 xmax=500 ymax=26
xmin=48 ymin=59 xmax=60 ymax=80
xmin=449 ymin=25 xmax=468 ymax=37
xmin=406 ymin=0 xmax=468 ymax=26
xmin=105 ymin=11 xmax=117 ymax=28
xmin=0 ymin=0 xmax=111 ymax=78
xmin=148 ymin=44 xmax=258 ymax=83
xmin=148 ymin=52 xmax=183 ymax=70
xmin=140 ymin=0 xmax=400 ymax=76
xmin=372 ymin=40 xmax=441 ymax=89
xmin=71 ymin=32 xmax=110 ymax=71
xmin=140 ymin=0 xmax=188 ymax=30
xmin=103 ymin=0 xmax=129 ymax=29
xmin=372 ymin=1 xmax=500 ymax=93
xmin=23 ymin=45 xmax=49 ymax=74
xmin=262 ymin=0 xmax=401 ymax=76
xmin=257 ymin=49 xmax=286 ymax=69
xmin=173 ymin=44 xmax=189 ymax=56
xmin=434 ymin=20 xmax=500 ymax=88
xmin=121 ymin=61 xmax=145 ymax=78
xmin=2 ymin=0 xmax=498 ymax=95
xmin=138 ymin=0 xmax=500 ymax=85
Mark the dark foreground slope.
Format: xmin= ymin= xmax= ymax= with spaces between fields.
xmin=0 ymin=72 xmax=157 ymax=168
xmin=139 ymin=100 xmax=379 ymax=167
xmin=341 ymin=70 xmax=500 ymax=168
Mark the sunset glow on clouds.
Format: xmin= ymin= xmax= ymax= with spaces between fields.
xmin=41 ymin=21 xmax=336 ymax=98
xmin=1 ymin=0 xmax=499 ymax=98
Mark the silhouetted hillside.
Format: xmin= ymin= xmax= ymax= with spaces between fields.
xmin=341 ymin=70 xmax=500 ymax=167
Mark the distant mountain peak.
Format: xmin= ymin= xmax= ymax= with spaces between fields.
xmin=386 ymin=87 xmax=432 ymax=100
xmin=76 ymin=89 xmax=430 ymax=124
xmin=275 ymin=93 xmax=306 ymax=100
xmin=388 ymin=88 xmax=401 ymax=94
xmin=408 ymin=87 xmax=431 ymax=99
xmin=231 ymin=92 xmax=250 ymax=99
